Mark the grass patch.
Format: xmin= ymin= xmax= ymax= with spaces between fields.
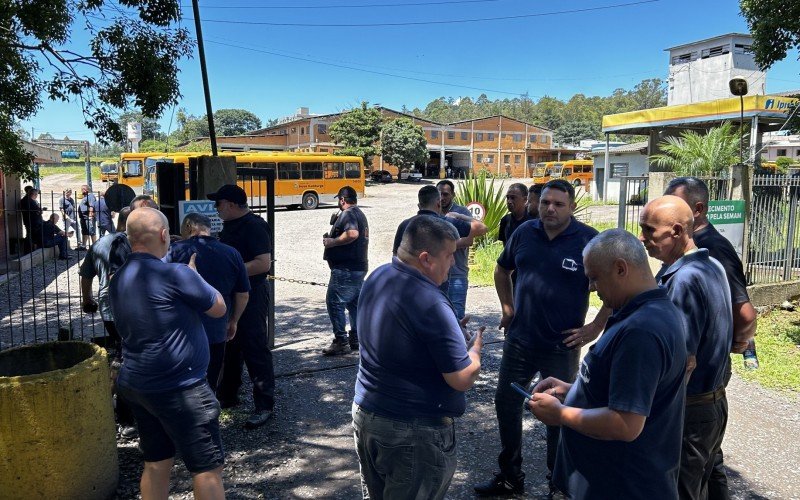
xmin=733 ymin=308 xmax=800 ymax=395
xmin=469 ymin=241 xmax=503 ymax=287
xmin=39 ymin=165 xmax=101 ymax=179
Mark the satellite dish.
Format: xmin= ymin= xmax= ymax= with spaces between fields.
xmin=104 ymin=183 xmax=136 ymax=212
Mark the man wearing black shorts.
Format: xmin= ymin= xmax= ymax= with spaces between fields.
xmin=78 ymin=184 xmax=96 ymax=249
xmin=110 ymin=207 xmax=227 ymax=498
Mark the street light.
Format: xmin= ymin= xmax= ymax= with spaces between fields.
xmin=729 ymin=77 xmax=748 ymax=165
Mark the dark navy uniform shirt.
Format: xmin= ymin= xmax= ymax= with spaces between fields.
xmin=658 ymin=249 xmax=733 ymax=395
xmin=554 ymin=288 xmax=687 ymax=499
xmin=354 ymin=258 xmax=471 ymax=418
xmin=392 ymin=209 xmax=471 ymax=255
xmin=498 ymin=212 xmax=533 ymax=245
xmin=497 ymin=217 xmax=598 ymax=350
xmin=324 ymin=205 xmax=369 ymax=272
xmin=220 ymin=212 xmax=273 ymax=288
xmin=694 ymin=223 xmax=750 ymax=305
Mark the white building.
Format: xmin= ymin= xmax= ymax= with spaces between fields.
xmin=666 ymin=33 xmax=766 ymax=106
xmin=761 ymin=133 xmax=800 ymax=161
xmin=591 ymin=142 xmax=649 ymax=201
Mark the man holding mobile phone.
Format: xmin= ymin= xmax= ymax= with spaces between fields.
xmin=528 ymin=229 xmax=687 ymax=499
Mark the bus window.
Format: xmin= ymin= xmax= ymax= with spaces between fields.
xmin=345 ymin=162 xmax=361 ymax=179
xmin=124 ymin=160 xmax=142 ymax=177
xmin=253 ymin=162 xmax=276 ymax=170
xmin=278 ymin=162 xmax=300 ymax=180
xmin=301 ymin=162 xmax=323 ymax=180
xmin=237 ymin=162 xmax=252 ymax=169
xmin=324 ymin=162 xmax=344 ymax=179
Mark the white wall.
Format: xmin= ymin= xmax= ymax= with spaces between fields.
xmin=762 ymin=135 xmax=800 ymax=161
xmin=591 ymin=152 xmax=650 ymax=202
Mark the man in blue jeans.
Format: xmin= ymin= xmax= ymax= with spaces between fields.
xmin=475 ymin=179 xmax=611 ymax=497
xmin=322 ymin=186 xmax=369 ymax=355
xmin=353 ymin=215 xmax=483 ymax=500
xmin=437 ymin=179 xmax=476 ymax=320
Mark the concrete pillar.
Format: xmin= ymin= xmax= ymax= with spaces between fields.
xmin=730 ymin=163 xmax=752 ymax=268
xmin=649 ymin=172 xmax=677 ymax=201
xmin=603 ymin=134 xmax=610 ymax=201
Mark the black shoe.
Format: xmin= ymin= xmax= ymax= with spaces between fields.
xmin=474 ymin=474 xmax=524 ymax=497
xmin=322 ymin=338 xmax=350 ymax=356
xmin=217 ymin=397 xmax=240 ymax=409
xmin=119 ymin=425 xmax=138 ymax=439
xmin=244 ymin=410 xmax=274 ymax=429
xmin=348 ymin=330 xmax=359 ymax=351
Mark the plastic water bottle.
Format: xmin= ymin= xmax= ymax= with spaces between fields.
xmin=743 ymin=339 xmax=759 ymax=370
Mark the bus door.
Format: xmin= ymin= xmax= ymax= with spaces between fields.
xmin=156 ymin=161 xmax=186 ymax=232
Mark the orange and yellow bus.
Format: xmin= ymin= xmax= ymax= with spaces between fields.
xmin=532 ymin=161 xmax=561 ymax=184
xmin=100 ymin=160 xmax=118 ymax=182
xmin=550 ymin=159 xmax=594 ymax=188
xmin=118 ymin=152 xmax=161 ymax=188
xmin=142 ymin=152 xmax=365 ymax=210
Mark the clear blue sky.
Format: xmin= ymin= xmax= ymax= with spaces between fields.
xmin=22 ymin=0 xmax=800 ymax=141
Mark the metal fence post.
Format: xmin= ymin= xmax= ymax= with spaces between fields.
xmin=784 ymin=187 xmax=799 ymax=281
xmin=617 ymin=177 xmax=628 ymax=230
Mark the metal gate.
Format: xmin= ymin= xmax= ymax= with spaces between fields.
xmin=747 ymin=174 xmax=800 ymax=284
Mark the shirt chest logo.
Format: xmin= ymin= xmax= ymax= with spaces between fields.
xmin=579 ymin=359 xmax=590 ymax=383
xmin=562 ymin=258 xmax=579 ymax=272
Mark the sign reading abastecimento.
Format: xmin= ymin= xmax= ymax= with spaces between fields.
xmin=707 ymin=200 xmax=745 ymax=259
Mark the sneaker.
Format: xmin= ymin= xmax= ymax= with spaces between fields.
xmin=76 ymin=245 xmax=86 ymax=251
xmin=322 ymin=338 xmax=350 ymax=356
xmin=244 ymin=410 xmax=274 ymax=429
xmin=474 ymin=474 xmax=524 ymax=497
xmin=120 ymin=425 xmax=138 ymax=439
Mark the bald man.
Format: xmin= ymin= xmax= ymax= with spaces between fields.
xmin=110 ymin=207 xmax=228 ymax=499
xmin=530 ymin=229 xmax=687 ymax=499
xmin=639 ymin=196 xmax=733 ymax=499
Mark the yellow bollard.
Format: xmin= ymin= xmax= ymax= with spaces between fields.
xmin=0 ymin=341 xmax=118 ymax=499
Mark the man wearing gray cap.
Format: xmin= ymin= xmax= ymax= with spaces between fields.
xmin=322 ymin=185 xmax=369 ymax=355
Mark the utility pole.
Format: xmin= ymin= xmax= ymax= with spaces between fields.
xmin=192 ymin=0 xmax=218 ymax=156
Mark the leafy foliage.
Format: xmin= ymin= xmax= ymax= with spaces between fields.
xmin=740 ymin=0 xmax=800 ymax=133
xmin=214 ymin=109 xmax=262 ymax=136
xmin=410 ymin=79 xmax=667 ymax=139
xmin=380 ymin=118 xmax=428 ymax=170
xmin=328 ymin=102 xmax=382 ymax=168
xmin=554 ymin=121 xmax=600 ymax=145
xmin=650 ymin=123 xmax=740 ymax=175
xmin=454 ymin=170 xmax=506 ymax=244
xmin=1 ymin=0 xmax=193 ymax=178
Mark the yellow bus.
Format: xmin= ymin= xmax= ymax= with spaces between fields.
xmin=100 ymin=160 xmax=118 ymax=182
xmin=118 ymin=152 xmax=161 ymax=188
xmin=550 ymin=159 xmax=594 ymax=188
xmin=532 ymin=161 xmax=561 ymax=184
xmin=142 ymin=152 xmax=365 ymax=210
xmin=235 ymin=152 xmax=365 ymax=210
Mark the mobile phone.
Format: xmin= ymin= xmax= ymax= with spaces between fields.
xmin=511 ymin=382 xmax=532 ymax=401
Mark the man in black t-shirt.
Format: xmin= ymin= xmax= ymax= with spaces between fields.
xmin=322 ymin=186 xmax=369 ymax=355
xmin=665 ymin=177 xmax=757 ymax=500
xmin=498 ymin=183 xmax=533 ymax=246
xmin=210 ymin=185 xmax=276 ymax=430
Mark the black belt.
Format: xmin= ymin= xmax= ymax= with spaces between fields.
xmin=356 ymin=405 xmax=453 ymax=427
xmin=686 ymin=386 xmax=726 ymax=406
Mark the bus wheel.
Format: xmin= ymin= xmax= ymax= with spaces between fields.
xmin=573 ymin=179 xmax=581 ymax=187
xmin=302 ymin=192 xmax=319 ymax=210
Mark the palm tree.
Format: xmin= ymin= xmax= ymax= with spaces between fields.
xmin=650 ymin=122 xmax=740 ymax=175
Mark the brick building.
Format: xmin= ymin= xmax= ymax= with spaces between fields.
xmin=207 ymin=106 xmax=563 ymax=178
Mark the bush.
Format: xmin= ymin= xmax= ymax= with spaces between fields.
xmin=454 ymin=170 xmax=506 ymax=244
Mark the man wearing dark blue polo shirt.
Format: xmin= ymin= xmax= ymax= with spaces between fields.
xmin=353 ymin=215 xmax=484 ymax=500
xmin=666 ymin=177 xmax=758 ymax=500
xmin=392 ymin=185 xmax=484 ymax=261
xmin=498 ymin=183 xmax=533 ymax=246
xmin=640 ymin=195 xmax=733 ymax=499
xmin=166 ymin=212 xmax=250 ymax=393
xmin=476 ymin=179 xmax=611 ymax=496
xmin=438 ymin=179 xmax=479 ymax=320
xmin=530 ymin=229 xmax=687 ymax=499
xmin=110 ymin=207 xmax=228 ymax=499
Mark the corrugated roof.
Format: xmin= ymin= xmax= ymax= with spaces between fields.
xmin=664 ymin=33 xmax=751 ymax=52
xmin=590 ymin=141 xmax=648 ymax=155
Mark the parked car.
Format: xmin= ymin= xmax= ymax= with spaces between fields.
xmin=370 ymin=169 xmax=393 ymax=183
xmin=399 ymin=168 xmax=423 ymax=182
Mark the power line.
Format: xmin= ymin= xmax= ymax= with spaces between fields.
xmin=205 ymin=39 xmax=530 ymax=96
xmin=187 ymin=0 xmax=659 ymax=27
xmin=181 ymin=0 xmax=502 ymax=9
xmin=207 ymin=35 xmax=661 ymax=83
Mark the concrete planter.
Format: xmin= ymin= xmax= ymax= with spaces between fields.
xmin=0 ymin=341 xmax=118 ymax=499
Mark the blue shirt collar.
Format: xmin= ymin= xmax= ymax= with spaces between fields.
xmin=607 ymin=288 xmax=668 ymax=328
xmin=391 ymin=256 xmax=439 ymax=288
xmin=659 ymin=248 xmax=710 ymax=282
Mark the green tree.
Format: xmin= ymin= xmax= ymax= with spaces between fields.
xmin=214 ymin=109 xmax=262 ymax=136
xmin=741 ymin=0 xmax=800 ymax=132
xmin=650 ymin=123 xmax=740 ymax=175
xmin=171 ymin=108 xmax=209 ymax=143
xmin=328 ymin=102 xmax=382 ymax=167
xmin=554 ymin=121 xmax=601 ymax=145
xmin=1 ymin=0 xmax=193 ymax=179
xmin=380 ymin=118 xmax=428 ymax=171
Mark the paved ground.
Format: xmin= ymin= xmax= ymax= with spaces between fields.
xmin=29 ymin=174 xmax=799 ymax=498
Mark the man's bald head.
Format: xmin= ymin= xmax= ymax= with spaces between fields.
xmin=126 ymin=207 xmax=170 ymax=257
xmin=639 ymin=195 xmax=696 ymax=265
